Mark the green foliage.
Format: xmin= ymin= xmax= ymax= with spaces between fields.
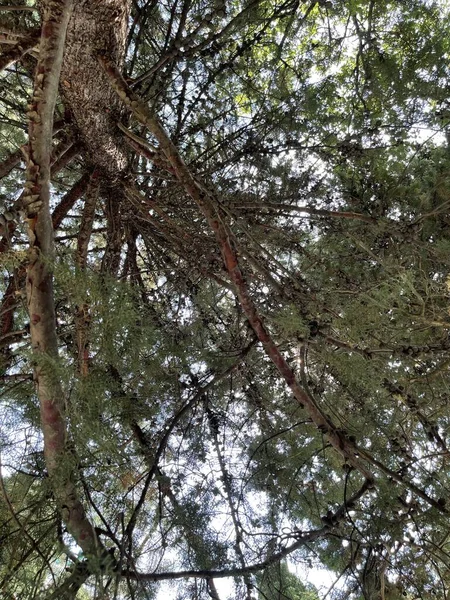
xmin=257 ymin=562 xmax=320 ymax=600
xmin=2 ymin=0 xmax=450 ymax=598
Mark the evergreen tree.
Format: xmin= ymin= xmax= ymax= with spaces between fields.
xmin=1 ymin=0 xmax=450 ymax=598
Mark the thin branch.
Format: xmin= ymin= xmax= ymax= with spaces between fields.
xmin=75 ymin=169 xmax=99 ymax=376
xmin=119 ymin=123 xmax=175 ymax=173
xmin=354 ymin=446 xmax=449 ymax=514
xmin=45 ymin=560 xmax=91 ymax=600
xmin=0 ymin=147 xmax=23 ymax=179
xmin=101 ymin=186 xmax=124 ymax=276
xmin=52 ymin=172 xmax=90 ymax=229
xmin=122 ymin=338 xmax=256 ymax=541
xmin=0 ymin=451 xmax=55 ymax=584
xmin=50 ymin=140 xmax=81 ymax=172
xmin=0 ymin=30 xmax=40 ymax=73
xmin=0 ymin=119 xmax=67 ymax=180
xmin=231 ymin=202 xmax=378 ymax=223
xmin=207 ymin=406 xmax=253 ymax=599
xmin=123 ymin=481 xmax=372 ymax=582
xmin=0 ymin=5 xmax=38 ymax=11
xmin=76 ymin=169 xmax=99 ymax=268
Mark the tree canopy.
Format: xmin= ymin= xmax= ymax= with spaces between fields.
xmin=1 ymin=0 xmax=450 ymax=598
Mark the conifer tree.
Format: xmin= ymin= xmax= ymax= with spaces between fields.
xmin=1 ymin=1 xmax=450 ymax=598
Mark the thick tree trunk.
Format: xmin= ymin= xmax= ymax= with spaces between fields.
xmin=60 ymin=0 xmax=130 ymax=179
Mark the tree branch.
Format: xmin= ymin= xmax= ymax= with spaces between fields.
xmin=0 ymin=5 xmax=38 ymax=11
xmin=232 ymin=202 xmax=378 ymax=223
xmin=98 ymin=53 xmax=375 ymax=483
xmin=0 ymin=30 xmax=40 ymax=73
xmin=122 ymin=480 xmax=372 ymax=582
xmin=52 ymin=172 xmax=90 ymax=229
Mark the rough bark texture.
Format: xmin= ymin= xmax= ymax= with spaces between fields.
xmin=59 ymin=0 xmax=130 ymax=179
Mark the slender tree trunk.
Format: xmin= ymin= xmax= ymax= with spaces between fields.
xmin=25 ymin=0 xmax=99 ymax=556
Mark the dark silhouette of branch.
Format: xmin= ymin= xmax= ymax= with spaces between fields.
xmin=122 ymin=480 xmax=372 ymax=582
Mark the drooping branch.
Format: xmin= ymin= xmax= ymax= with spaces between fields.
xmin=24 ymin=0 xmax=99 ymax=556
xmin=98 ymin=53 xmax=375 ymax=482
xmin=122 ymin=480 xmax=373 ymax=582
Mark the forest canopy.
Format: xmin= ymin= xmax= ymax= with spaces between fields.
xmin=1 ymin=0 xmax=450 ymax=598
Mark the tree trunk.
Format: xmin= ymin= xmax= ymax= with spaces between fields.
xmin=60 ymin=0 xmax=131 ymax=179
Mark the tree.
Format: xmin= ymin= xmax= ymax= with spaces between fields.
xmin=1 ymin=0 xmax=450 ymax=598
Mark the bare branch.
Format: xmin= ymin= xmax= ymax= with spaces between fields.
xmin=0 ymin=5 xmax=38 ymax=11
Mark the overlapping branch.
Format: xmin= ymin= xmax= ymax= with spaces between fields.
xmin=0 ymin=29 xmax=39 ymax=73
xmin=98 ymin=53 xmax=375 ymax=482
xmin=122 ymin=480 xmax=372 ymax=582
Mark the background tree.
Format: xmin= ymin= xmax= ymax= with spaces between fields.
xmin=1 ymin=0 xmax=450 ymax=598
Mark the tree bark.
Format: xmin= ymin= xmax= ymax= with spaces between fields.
xmin=60 ymin=0 xmax=131 ymax=179
xmin=25 ymin=0 xmax=99 ymax=556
